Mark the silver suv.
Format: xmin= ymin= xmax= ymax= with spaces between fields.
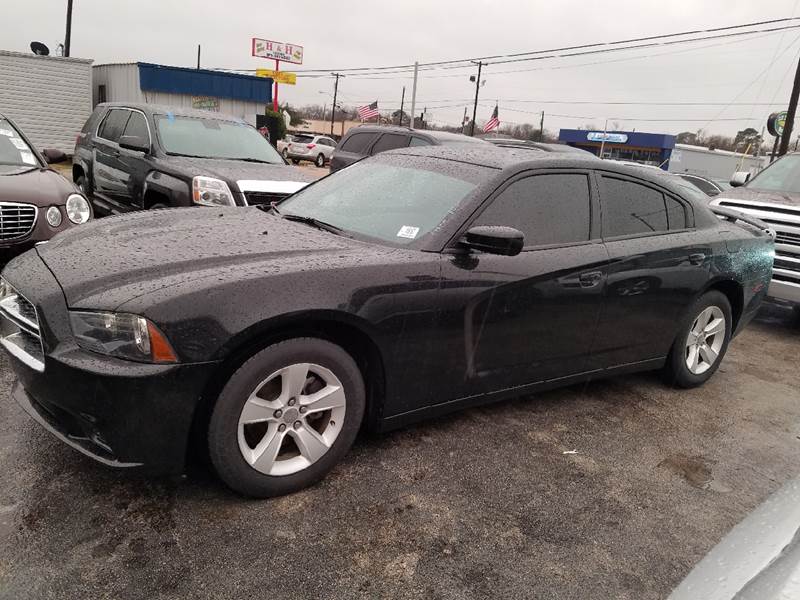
xmin=710 ymin=154 xmax=800 ymax=304
xmin=285 ymin=134 xmax=337 ymax=168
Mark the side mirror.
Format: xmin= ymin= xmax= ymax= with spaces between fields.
xmin=461 ymin=225 xmax=524 ymax=256
xmin=119 ymin=135 xmax=149 ymax=154
xmin=729 ymin=171 xmax=750 ymax=187
xmin=41 ymin=148 xmax=66 ymax=164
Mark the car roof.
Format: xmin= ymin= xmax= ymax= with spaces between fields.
xmin=382 ymin=145 xmax=700 ymax=196
xmin=95 ymin=102 xmax=247 ymax=123
xmin=343 ymin=124 xmax=486 ymax=144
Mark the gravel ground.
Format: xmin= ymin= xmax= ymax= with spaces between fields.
xmin=0 ymin=303 xmax=798 ymax=600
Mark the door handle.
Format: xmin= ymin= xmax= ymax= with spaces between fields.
xmin=579 ymin=271 xmax=603 ymax=287
xmin=688 ymin=253 xmax=707 ymax=266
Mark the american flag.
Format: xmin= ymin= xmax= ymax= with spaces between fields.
xmin=357 ymin=101 xmax=380 ymax=121
xmin=483 ymin=104 xmax=500 ymax=133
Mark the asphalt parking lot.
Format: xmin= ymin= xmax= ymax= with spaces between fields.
xmin=0 ymin=301 xmax=798 ymax=600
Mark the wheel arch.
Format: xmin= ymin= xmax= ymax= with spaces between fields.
xmin=186 ymin=311 xmax=387 ymax=466
xmin=701 ymin=278 xmax=744 ymax=331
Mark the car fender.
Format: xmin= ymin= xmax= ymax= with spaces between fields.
xmin=143 ymin=171 xmax=191 ymax=207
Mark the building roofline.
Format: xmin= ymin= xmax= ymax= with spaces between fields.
xmin=0 ymin=49 xmax=92 ymax=64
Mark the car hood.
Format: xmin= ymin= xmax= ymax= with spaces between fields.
xmin=716 ymin=186 xmax=800 ymax=208
xmin=35 ymin=208 xmax=382 ymax=308
xmin=162 ymin=156 xmax=316 ymax=192
xmin=0 ymin=166 xmax=76 ymax=205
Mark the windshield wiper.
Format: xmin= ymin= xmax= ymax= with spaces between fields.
xmin=227 ymin=157 xmax=275 ymax=164
xmin=282 ymin=213 xmax=348 ymax=236
xmin=255 ymin=202 xmax=282 ymax=216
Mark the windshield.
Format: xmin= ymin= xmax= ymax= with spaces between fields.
xmin=746 ymin=154 xmax=800 ymax=193
xmin=155 ymin=115 xmax=284 ymax=163
xmin=278 ymin=156 xmax=488 ymax=245
xmin=0 ymin=118 xmax=37 ymax=167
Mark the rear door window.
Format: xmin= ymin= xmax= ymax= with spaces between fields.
xmin=97 ymin=109 xmax=130 ymax=143
xmin=293 ymin=134 xmax=315 ymax=144
xmin=600 ymin=176 xmax=669 ymax=237
xmin=409 ymin=137 xmax=433 ymax=147
xmin=371 ymin=133 xmax=410 ymax=155
xmin=339 ymin=133 xmax=376 ymax=153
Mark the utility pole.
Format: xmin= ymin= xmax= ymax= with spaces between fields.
xmin=539 ymin=111 xmax=545 ymax=141
xmin=64 ymin=0 xmax=74 ymax=57
xmin=599 ymin=118 xmax=609 ymax=159
xmin=470 ymin=61 xmax=483 ymax=137
xmin=779 ymin=55 xmax=800 ymax=156
xmin=196 ymin=45 xmax=201 ymax=69
xmin=462 ymin=106 xmax=468 ymax=134
xmin=399 ymin=86 xmax=405 ymax=126
xmin=330 ymin=73 xmax=343 ymax=136
xmin=409 ymin=61 xmax=419 ymax=129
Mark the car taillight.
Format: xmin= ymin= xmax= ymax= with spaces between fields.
xmin=307 ymin=143 xmax=316 ymax=149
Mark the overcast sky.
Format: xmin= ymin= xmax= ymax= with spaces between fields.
xmin=5 ymin=0 xmax=800 ymax=137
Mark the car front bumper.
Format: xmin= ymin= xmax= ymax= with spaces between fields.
xmin=769 ymin=277 xmax=800 ymax=304
xmin=1 ymin=249 xmax=218 ymax=474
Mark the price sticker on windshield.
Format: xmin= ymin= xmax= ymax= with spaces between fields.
xmin=0 ymin=129 xmax=13 ymax=137
xmin=397 ymin=225 xmax=420 ymax=239
xmin=10 ymin=138 xmax=27 ymax=150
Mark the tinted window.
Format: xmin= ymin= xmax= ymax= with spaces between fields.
xmin=475 ymin=174 xmax=592 ymax=246
xmin=320 ymin=138 xmax=335 ymax=146
xmin=122 ymin=111 xmax=149 ymax=142
xmin=97 ymin=109 xmax=129 ymax=142
xmin=666 ymin=196 xmax=687 ymax=230
xmin=371 ymin=133 xmax=409 ymax=154
xmin=409 ymin=137 xmax=432 ymax=147
xmin=601 ymin=177 xmax=668 ymax=237
xmin=339 ymin=132 xmax=376 ymax=153
xmin=293 ymin=134 xmax=315 ymax=144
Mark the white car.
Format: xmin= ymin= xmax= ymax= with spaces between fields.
xmin=276 ymin=134 xmax=296 ymax=159
xmin=286 ymin=134 xmax=337 ymax=168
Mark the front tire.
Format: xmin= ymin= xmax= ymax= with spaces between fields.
xmin=663 ymin=291 xmax=732 ymax=388
xmin=315 ymin=153 xmax=326 ymax=168
xmin=291 ymin=158 xmax=300 ymax=165
xmin=208 ymin=338 xmax=365 ymax=497
xmin=282 ymin=148 xmax=289 ymax=159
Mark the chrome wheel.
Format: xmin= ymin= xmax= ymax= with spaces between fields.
xmin=237 ymin=362 xmax=346 ymax=476
xmin=685 ymin=306 xmax=725 ymax=375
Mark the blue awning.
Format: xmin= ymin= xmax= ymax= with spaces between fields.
xmin=138 ymin=63 xmax=272 ymax=104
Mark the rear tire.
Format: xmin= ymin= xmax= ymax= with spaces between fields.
xmin=208 ymin=338 xmax=365 ymax=498
xmin=663 ymin=291 xmax=732 ymax=388
xmin=282 ymin=148 xmax=289 ymax=159
xmin=76 ymin=174 xmax=92 ymax=197
xmin=315 ymin=153 xmax=326 ymax=168
xmin=291 ymin=158 xmax=300 ymax=165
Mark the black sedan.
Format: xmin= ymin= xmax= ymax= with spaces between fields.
xmin=0 ymin=146 xmax=774 ymax=497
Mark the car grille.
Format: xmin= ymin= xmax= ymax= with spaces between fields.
xmin=0 ymin=278 xmax=44 ymax=371
xmin=0 ymin=203 xmax=37 ymax=241
xmin=717 ymin=199 xmax=800 ymax=286
xmin=243 ymin=191 xmax=290 ymax=206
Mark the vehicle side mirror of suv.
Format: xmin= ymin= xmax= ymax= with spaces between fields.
xmin=41 ymin=148 xmax=66 ymax=164
xmin=729 ymin=171 xmax=750 ymax=187
xmin=461 ymin=226 xmax=524 ymax=256
xmin=119 ymin=135 xmax=149 ymax=154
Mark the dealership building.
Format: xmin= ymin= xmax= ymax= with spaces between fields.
xmin=91 ymin=63 xmax=273 ymax=125
xmin=558 ymin=129 xmax=676 ymax=168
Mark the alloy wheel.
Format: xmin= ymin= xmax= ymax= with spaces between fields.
xmin=237 ymin=362 xmax=346 ymax=476
xmin=685 ymin=306 xmax=725 ymax=375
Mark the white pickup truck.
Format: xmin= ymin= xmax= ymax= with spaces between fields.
xmin=710 ymin=154 xmax=800 ymax=305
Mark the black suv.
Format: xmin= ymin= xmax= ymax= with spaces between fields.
xmin=73 ymin=103 xmax=316 ymax=215
xmin=329 ymin=125 xmax=486 ymax=173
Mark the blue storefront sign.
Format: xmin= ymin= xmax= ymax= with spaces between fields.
xmin=558 ymin=128 xmax=676 ymax=169
xmin=586 ymin=132 xmax=629 ymax=143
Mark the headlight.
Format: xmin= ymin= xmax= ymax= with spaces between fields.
xmin=69 ymin=311 xmax=178 ymax=363
xmin=192 ymin=176 xmax=235 ymax=207
xmin=45 ymin=206 xmax=62 ymax=227
xmin=66 ymin=194 xmax=91 ymax=224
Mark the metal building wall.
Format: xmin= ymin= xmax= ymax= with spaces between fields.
xmin=0 ymin=50 xmax=93 ymax=153
xmin=668 ymin=144 xmax=767 ymax=179
xmin=93 ymin=64 xmax=265 ymax=125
